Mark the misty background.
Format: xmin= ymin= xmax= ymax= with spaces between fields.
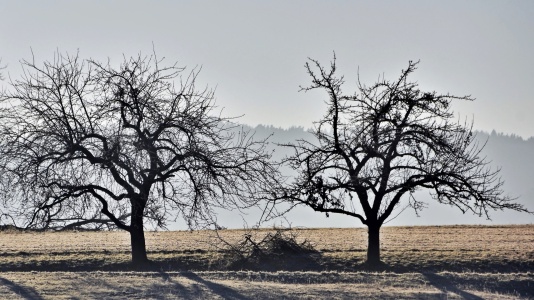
xmin=174 ymin=125 xmax=534 ymax=230
xmin=1 ymin=1 xmax=533 ymax=228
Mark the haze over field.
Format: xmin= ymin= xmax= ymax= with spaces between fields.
xmin=1 ymin=1 xmax=533 ymax=229
xmin=194 ymin=126 xmax=534 ymax=230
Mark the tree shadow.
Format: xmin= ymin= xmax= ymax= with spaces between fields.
xmin=225 ymin=252 xmax=324 ymax=272
xmin=0 ymin=277 xmax=45 ymax=300
xmin=423 ymin=273 xmax=484 ymax=300
xmin=173 ymin=271 xmax=249 ymax=300
xmin=422 ymin=273 xmax=533 ymax=299
xmin=67 ymin=270 xmax=204 ymax=299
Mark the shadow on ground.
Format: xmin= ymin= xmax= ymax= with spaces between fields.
xmin=1 ymin=266 xmax=533 ymax=299
xmin=0 ymin=277 xmax=45 ymax=300
xmin=422 ymin=272 xmax=533 ymax=299
xmin=423 ymin=273 xmax=484 ymax=300
xmin=1 ymin=249 xmax=533 ymax=274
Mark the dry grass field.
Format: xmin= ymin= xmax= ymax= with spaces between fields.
xmin=0 ymin=225 xmax=533 ymax=299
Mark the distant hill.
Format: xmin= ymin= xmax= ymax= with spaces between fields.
xmin=208 ymin=125 xmax=533 ymax=229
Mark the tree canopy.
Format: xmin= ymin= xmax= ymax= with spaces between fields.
xmin=0 ymin=52 xmax=280 ymax=264
xmin=279 ymin=57 xmax=530 ymax=264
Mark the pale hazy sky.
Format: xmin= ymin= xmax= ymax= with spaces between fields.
xmin=1 ymin=0 xmax=533 ymax=138
xmin=1 ymin=1 xmax=533 ymax=228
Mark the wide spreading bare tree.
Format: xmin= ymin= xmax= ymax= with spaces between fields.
xmin=279 ymin=57 xmax=530 ymax=265
xmin=0 ymin=52 xmax=280 ymax=265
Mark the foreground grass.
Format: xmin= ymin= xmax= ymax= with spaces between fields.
xmin=1 ymin=271 xmax=532 ymax=299
xmin=0 ymin=225 xmax=533 ymax=299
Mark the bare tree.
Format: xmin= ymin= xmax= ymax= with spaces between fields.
xmin=0 ymin=59 xmax=5 ymax=81
xmin=0 ymin=52 xmax=280 ymax=265
xmin=279 ymin=56 xmax=530 ymax=265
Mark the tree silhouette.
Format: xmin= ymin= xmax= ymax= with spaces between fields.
xmin=280 ymin=56 xmax=530 ymax=265
xmin=0 ymin=52 xmax=280 ymax=265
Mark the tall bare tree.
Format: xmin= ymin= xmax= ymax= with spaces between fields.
xmin=0 ymin=52 xmax=280 ymax=265
xmin=279 ymin=57 xmax=530 ymax=265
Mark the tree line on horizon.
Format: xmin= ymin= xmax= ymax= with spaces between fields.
xmin=0 ymin=51 xmax=530 ymax=267
xmin=252 ymin=124 xmax=534 ymax=142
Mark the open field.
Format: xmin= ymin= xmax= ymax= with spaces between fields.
xmin=1 ymin=225 xmax=533 ymax=299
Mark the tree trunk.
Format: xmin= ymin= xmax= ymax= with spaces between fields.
xmin=130 ymin=202 xmax=149 ymax=266
xmin=366 ymin=224 xmax=381 ymax=266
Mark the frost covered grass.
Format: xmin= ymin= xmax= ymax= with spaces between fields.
xmin=0 ymin=225 xmax=532 ymax=298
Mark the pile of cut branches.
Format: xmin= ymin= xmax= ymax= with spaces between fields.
xmin=214 ymin=228 xmax=319 ymax=270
